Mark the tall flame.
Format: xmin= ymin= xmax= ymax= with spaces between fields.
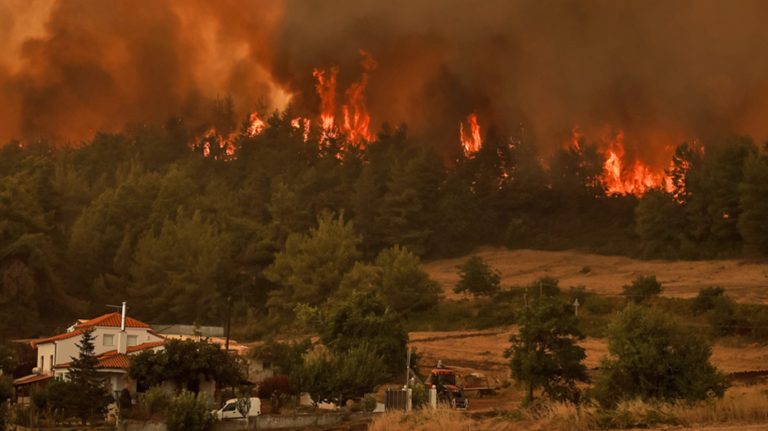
xmin=599 ymin=130 xmax=668 ymax=196
xmin=459 ymin=113 xmax=482 ymax=156
xmin=312 ymin=51 xmax=376 ymax=149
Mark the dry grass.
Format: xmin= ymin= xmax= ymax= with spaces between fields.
xmin=423 ymin=247 xmax=768 ymax=303
xmin=410 ymin=328 xmax=768 ymax=379
xmin=671 ymin=386 xmax=768 ymax=425
xmin=369 ymin=386 xmax=768 ymax=430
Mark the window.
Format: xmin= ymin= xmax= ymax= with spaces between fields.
xmin=223 ymin=403 xmax=236 ymax=412
xmin=103 ymin=334 xmax=115 ymax=346
xmin=40 ymin=355 xmax=44 ymax=371
xmin=50 ymin=354 xmax=54 ymax=369
xmin=127 ymin=335 xmax=138 ymax=347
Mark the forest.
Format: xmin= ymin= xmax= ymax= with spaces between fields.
xmin=2 ymin=102 xmax=768 ymax=339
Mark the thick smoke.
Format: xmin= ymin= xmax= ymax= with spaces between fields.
xmin=2 ymin=0 xmax=768 ymax=163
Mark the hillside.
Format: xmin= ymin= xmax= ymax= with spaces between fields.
xmin=424 ymin=247 xmax=768 ymax=303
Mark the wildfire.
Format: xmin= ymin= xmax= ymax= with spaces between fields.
xmin=459 ymin=113 xmax=482 ymax=157
xmin=247 ymin=112 xmax=266 ymax=137
xmin=598 ymin=130 xmax=670 ymax=197
xmin=312 ymin=50 xmax=377 ymax=149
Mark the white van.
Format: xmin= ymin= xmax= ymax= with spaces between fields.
xmin=212 ymin=397 xmax=262 ymax=420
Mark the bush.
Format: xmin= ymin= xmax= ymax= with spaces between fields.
xmin=530 ymin=276 xmax=561 ymax=298
xmin=595 ymin=304 xmax=728 ymax=407
xmin=622 ymin=275 xmax=662 ymax=303
xmin=410 ymin=383 xmax=428 ymax=409
xmin=257 ymin=375 xmax=292 ymax=399
xmin=692 ymin=286 xmax=726 ymax=314
xmin=166 ymin=391 xmax=213 ymax=431
xmin=362 ymin=394 xmax=378 ymax=412
xmin=453 ymin=256 xmax=501 ymax=298
xmin=138 ymin=386 xmax=171 ymax=419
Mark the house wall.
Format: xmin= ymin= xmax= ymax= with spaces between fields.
xmin=36 ymin=343 xmax=55 ymax=373
xmin=41 ymin=326 xmax=164 ymax=368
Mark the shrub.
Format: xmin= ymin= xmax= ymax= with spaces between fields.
xmin=595 ymin=304 xmax=728 ymax=407
xmin=622 ymin=275 xmax=662 ymax=303
xmin=410 ymin=383 xmax=428 ymax=408
xmin=692 ymin=286 xmax=726 ymax=314
xmin=138 ymin=386 xmax=171 ymax=419
xmin=362 ymin=394 xmax=378 ymax=412
xmin=453 ymin=256 xmax=501 ymax=298
xmin=166 ymin=391 xmax=213 ymax=431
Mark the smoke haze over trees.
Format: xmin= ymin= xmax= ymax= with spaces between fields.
xmin=4 ymin=0 xmax=768 ymax=163
xmin=3 ymin=1 xmax=768 ymax=340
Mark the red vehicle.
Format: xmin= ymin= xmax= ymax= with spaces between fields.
xmin=426 ymin=366 xmax=469 ymax=409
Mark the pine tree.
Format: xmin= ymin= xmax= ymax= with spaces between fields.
xmin=505 ymin=297 xmax=588 ymax=403
xmin=68 ymin=328 xmax=112 ymax=425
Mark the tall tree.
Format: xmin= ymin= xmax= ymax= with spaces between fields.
xmin=738 ymin=152 xmax=768 ymax=254
xmin=264 ymin=211 xmax=361 ymax=311
xmin=505 ymin=297 xmax=588 ymax=403
xmin=67 ymin=328 xmax=112 ymax=425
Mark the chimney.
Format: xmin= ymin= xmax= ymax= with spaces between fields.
xmin=117 ymin=301 xmax=127 ymax=354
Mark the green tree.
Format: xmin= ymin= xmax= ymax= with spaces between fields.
xmin=635 ymin=190 xmax=689 ymax=258
xmin=166 ymin=390 xmax=214 ymax=431
xmin=622 ymin=275 xmax=662 ymax=303
xmin=320 ymin=290 xmax=408 ymax=377
xmin=692 ymin=286 xmax=726 ymax=314
xmin=594 ymin=304 xmax=727 ymax=406
xmin=453 ymin=255 xmax=501 ymax=298
xmin=290 ymin=344 xmax=387 ymax=406
xmin=129 ymin=210 xmax=234 ymax=324
xmin=264 ymin=211 xmax=361 ymax=311
xmin=67 ymin=328 xmax=113 ymax=425
xmin=129 ymin=339 xmax=243 ymax=393
xmin=738 ymin=152 xmax=768 ymax=254
xmin=374 ymin=245 xmax=440 ymax=313
xmin=505 ymin=297 xmax=588 ymax=403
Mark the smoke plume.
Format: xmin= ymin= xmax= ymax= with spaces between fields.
xmin=2 ymin=0 xmax=768 ymax=163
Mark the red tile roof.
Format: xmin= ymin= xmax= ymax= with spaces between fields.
xmin=54 ymin=340 xmax=165 ymax=370
xmin=31 ymin=329 xmax=86 ymax=347
xmin=75 ymin=312 xmax=150 ymax=329
xmin=13 ymin=373 xmax=54 ymax=386
xmin=127 ymin=340 xmax=164 ymax=353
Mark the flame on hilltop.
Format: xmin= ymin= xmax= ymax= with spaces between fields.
xmin=460 ymin=113 xmax=482 ymax=156
xmin=597 ymin=130 xmax=671 ymax=197
xmin=312 ymin=50 xmax=377 ymax=149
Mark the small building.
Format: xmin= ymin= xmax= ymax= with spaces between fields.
xmin=13 ymin=307 xmax=164 ymax=402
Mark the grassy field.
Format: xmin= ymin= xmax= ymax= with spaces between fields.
xmin=370 ymin=385 xmax=768 ymax=430
xmin=409 ymin=328 xmax=768 ymax=383
xmin=405 ymin=247 xmax=768 ymax=429
xmin=423 ymin=247 xmax=768 ymax=303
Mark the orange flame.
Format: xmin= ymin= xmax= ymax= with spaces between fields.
xmin=247 ymin=112 xmax=266 ymax=137
xmin=312 ymin=51 xmax=377 ymax=151
xmin=599 ymin=130 xmax=668 ymax=196
xmin=459 ymin=113 xmax=482 ymax=156
xmin=312 ymin=66 xmax=338 ymax=139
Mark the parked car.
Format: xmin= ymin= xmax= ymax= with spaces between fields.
xmin=212 ymin=397 xmax=262 ymax=420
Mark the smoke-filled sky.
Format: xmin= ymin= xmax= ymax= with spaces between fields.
xmin=2 ymin=0 xmax=768 ymax=163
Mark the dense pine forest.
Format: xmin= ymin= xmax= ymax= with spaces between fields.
xmin=2 ymin=105 xmax=768 ymax=339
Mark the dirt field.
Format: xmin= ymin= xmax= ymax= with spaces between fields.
xmin=424 ymin=247 xmax=768 ymax=303
xmin=409 ymin=328 xmax=768 ymax=380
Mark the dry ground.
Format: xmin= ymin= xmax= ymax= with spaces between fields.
xmin=409 ymin=328 xmax=768 ymax=383
xmin=424 ymin=247 xmax=768 ymax=303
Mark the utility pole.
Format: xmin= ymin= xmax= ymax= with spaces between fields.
xmin=225 ymin=295 xmax=232 ymax=353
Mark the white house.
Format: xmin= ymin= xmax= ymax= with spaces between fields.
xmin=14 ymin=304 xmax=165 ymax=400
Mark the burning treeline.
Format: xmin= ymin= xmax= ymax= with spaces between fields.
xmin=4 ymin=1 xmax=768 ymax=192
